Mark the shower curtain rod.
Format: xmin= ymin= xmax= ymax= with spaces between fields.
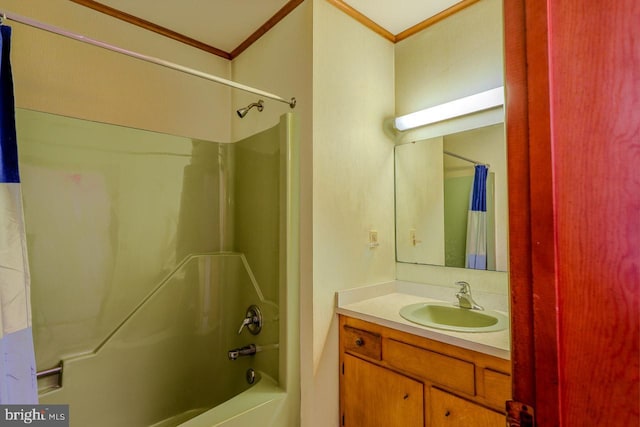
xmin=0 ymin=10 xmax=297 ymax=108
xmin=443 ymin=150 xmax=489 ymax=167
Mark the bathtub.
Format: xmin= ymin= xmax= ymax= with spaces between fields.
xmin=177 ymin=373 xmax=287 ymax=427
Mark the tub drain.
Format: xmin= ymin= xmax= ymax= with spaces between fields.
xmin=246 ymin=368 xmax=256 ymax=384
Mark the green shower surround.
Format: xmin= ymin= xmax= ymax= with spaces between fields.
xmin=16 ymin=109 xmax=281 ymax=401
xmin=234 ymin=125 xmax=281 ymax=305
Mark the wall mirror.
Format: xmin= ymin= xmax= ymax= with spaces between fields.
xmin=395 ymin=123 xmax=508 ymax=272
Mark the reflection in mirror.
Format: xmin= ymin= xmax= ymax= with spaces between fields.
xmin=395 ymin=123 xmax=508 ymax=271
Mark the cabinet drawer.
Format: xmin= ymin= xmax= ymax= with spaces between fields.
xmin=430 ymin=387 xmax=504 ymax=427
xmin=483 ymin=368 xmax=511 ymax=408
xmin=385 ymin=339 xmax=475 ymax=395
xmin=343 ymin=325 xmax=382 ymax=360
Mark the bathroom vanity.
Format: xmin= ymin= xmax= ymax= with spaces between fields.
xmin=336 ymin=281 xmax=511 ymax=427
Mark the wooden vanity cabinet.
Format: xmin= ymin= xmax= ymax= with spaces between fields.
xmin=339 ymin=315 xmax=511 ymax=427
xmin=342 ymin=354 xmax=424 ymax=427
xmin=430 ymin=388 xmax=505 ymax=426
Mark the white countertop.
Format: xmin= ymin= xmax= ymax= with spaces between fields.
xmin=335 ymin=281 xmax=511 ymax=360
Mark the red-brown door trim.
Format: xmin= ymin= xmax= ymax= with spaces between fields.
xmin=504 ymin=0 xmax=561 ymax=425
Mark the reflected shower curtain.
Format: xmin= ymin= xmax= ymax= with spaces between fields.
xmin=0 ymin=25 xmax=38 ymax=403
xmin=465 ymin=165 xmax=488 ymax=270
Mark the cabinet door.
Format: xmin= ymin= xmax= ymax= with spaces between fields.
xmin=342 ymin=354 xmax=423 ymax=427
xmin=430 ymin=387 xmax=503 ymax=427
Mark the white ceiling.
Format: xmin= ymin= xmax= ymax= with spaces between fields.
xmin=96 ymin=0 xmax=463 ymax=54
xmin=345 ymin=0 xmax=462 ymax=35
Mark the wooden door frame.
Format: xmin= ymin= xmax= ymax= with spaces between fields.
xmin=504 ymin=1 xmax=560 ymax=424
xmin=506 ymin=1 xmax=640 ymax=425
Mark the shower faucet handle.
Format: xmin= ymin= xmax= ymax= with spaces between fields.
xmin=237 ymin=317 xmax=253 ymax=334
xmin=237 ymin=305 xmax=263 ymax=335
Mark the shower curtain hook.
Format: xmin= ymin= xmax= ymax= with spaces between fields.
xmin=0 ymin=13 xmax=6 ymax=25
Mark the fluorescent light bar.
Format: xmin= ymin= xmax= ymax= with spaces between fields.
xmin=394 ymin=86 xmax=504 ymax=131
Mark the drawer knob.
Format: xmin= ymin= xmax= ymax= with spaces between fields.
xmin=355 ymin=338 xmax=364 ymax=347
xmin=445 ymin=410 xmax=451 ymax=417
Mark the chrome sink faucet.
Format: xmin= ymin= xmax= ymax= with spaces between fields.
xmin=455 ymin=281 xmax=484 ymax=311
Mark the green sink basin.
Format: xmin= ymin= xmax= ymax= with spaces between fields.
xmin=399 ymin=302 xmax=508 ymax=333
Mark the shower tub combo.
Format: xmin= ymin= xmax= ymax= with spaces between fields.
xmin=18 ymin=109 xmax=299 ymax=426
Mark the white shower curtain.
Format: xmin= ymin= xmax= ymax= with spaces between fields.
xmin=0 ymin=24 xmax=38 ymax=404
xmin=465 ymin=165 xmax=488 ymax=270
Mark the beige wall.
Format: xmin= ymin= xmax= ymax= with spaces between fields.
xmin=230 ymin=3 xmax=312 ymax=144
xmin=307 ymin=1 xmax=396 ymax=425
xmin=395 ymin=0 xmax=504 ymax=116
xmin=4 ymin=0 xmax=231 ymax=142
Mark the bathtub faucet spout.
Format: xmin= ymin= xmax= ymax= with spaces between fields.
xmin=228 ymin=344 xmax=257 ymax=360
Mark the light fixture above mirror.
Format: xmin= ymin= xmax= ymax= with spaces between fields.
xmin=394 ymin=86 xmax=505 ymax=131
